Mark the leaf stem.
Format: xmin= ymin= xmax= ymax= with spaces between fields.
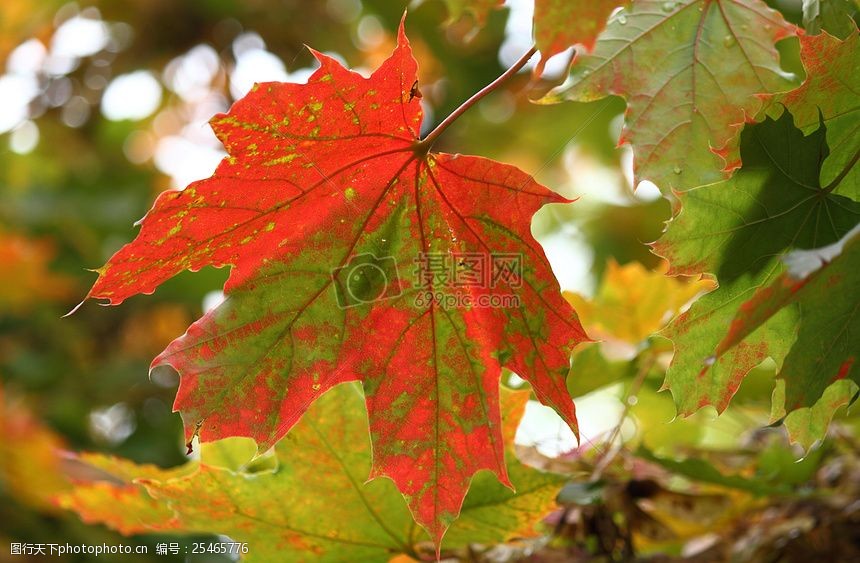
xmin=822 ymin=145 xmax=860 ymax=193
xmin=414 ymin=46 xmax=537 ymax=152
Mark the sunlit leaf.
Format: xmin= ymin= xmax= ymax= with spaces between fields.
xmin=80 ymin=20 xmax=588 ymax=544
xmin=543 ymin=0 xmax=798 ymax=192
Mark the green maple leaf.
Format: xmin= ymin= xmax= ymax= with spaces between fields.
xmin=767 ymin=29 xmax=860 ymax=199
xmin=772 ymin=378 xmax=859 ymax=449
xmin=58 ymin=384 xmax=566 ymax=562
xmin=653 ymin=111 xmax=860 ymax=417
xmin=542 ymin=0 xmax=798 ymax=192
xmin=722 ymin=225 xmax=860 ymax=446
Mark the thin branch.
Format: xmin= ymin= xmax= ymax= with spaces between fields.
xmin=590 ymin=353 xmax=656 ymax=483
xmin=413 ymin=46 xmax=537 ymax=152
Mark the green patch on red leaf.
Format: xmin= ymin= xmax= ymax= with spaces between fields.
xmin=81 ymin=20 xmax=587 ymax=546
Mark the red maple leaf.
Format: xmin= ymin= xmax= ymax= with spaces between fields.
xmin=82 ymin=19 xmax=588 ymax=545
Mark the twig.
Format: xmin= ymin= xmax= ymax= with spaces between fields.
xmin=414 ymin=46 xmax=537 ymax=153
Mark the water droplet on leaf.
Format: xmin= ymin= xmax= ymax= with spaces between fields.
xmin=723 ymin=35 xmax=735 ymax=47
xmin=673 ymin=166 xmax=682 ymax=175
xmin=662 ymin=1 xmax=675 ymax=12
xmin=617 ymin=14 xmax=627 ymax=25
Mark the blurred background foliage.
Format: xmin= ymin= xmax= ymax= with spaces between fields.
xmin=1 ymin=0 xmax=858 ymax=561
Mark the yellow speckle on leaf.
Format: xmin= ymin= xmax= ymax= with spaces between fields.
xmin=264 ymin=154 xmax=298 ymax=166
